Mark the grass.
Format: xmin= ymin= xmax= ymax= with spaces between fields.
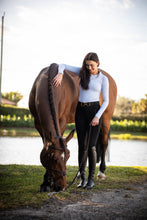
xmin=0 ymin=165 xmax=147 ymax=209
xmin=0 ymin=165 xmax=48 ymax=209
xmin=0 ymin=127 xmax=147 ymax=140
xmin=110 ymin=131 xmax=147 ymax=141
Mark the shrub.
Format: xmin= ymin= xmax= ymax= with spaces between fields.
xmin=112 ymin=114 xmax=147 ymax=122
xmin=0 ymin=106 xmax=147 ymax=132
xmin=0 ymin=105 xmax=31 ymax=117
xmin=110 ymin=120 xmax=147 ymax=132
xmin=0 ymin=114 xmax=34 ymax=127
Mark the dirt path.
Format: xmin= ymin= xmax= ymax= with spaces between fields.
xmin=0 ymin=182 xmax=147 ymax=220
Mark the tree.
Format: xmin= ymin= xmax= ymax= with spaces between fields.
xmin=114 ymin=96 xmax=134 ymax=116
xmin=2 ymin=92 xmax=23 ymax=104
xmin=132 ymin=102 xmax=140 ymax=114
xmin=132 ymin=94 xmax=147 ymax=114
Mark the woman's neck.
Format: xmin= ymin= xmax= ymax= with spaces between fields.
xmin=90 ymin=69 xmax=99 ymax=75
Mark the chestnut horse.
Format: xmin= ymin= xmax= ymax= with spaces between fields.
xmin=29 ymin=63 xmax=117 ymax=191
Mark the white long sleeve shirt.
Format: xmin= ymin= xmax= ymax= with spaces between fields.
xmin=58 ymin=64 xmax=109 ymax=119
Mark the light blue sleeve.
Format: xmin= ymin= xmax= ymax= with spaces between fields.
xmin=95 ymin=76 xmax=109 ymax=119
xmin=58 ymin=64 xmax=81 ymax=76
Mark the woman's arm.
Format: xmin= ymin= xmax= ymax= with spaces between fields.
xmin=95 ymin=76 xmax=109 ymax=119
xmin=53 ymin=64 xmax=81 ymax=87
xmin=58 ymin=64 xmax=81 ymax=75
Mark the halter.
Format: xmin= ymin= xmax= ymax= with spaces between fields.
xmin=49 ymin=144 xmax=66 ymax=151
xmin=47 ymin=142 xmax=67 ymax=177
xmin=49 ymin=168 xmax=66 ymax=177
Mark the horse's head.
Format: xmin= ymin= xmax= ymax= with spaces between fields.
xmin=40 ymin=129 xmax=74 ymax=191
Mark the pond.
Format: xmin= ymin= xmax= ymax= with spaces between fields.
xmin=0 ymin=137 xmax=147 ymax=166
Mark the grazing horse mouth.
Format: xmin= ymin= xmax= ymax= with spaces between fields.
xmin=48 ymin=167 xmax=67 ymax=191
xmin=49 ymin=168 xmax=66 ymax=177
xmin=54 ymin=184 xmax=65 ymax=192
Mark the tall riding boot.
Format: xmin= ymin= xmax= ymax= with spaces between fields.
xmin=77 ymin=149 xmax=87 ymax=188
xmin=85 ymin=146 xmax=97 ymax=189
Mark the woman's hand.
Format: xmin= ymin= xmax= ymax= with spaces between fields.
xmin=90 ymin=116 xmax=99 ymax=126
xmin=52 ymin=73 xmax=63 ymax=87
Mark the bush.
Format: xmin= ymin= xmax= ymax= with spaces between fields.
xmin=110 ymin=120 xmax=147 ymax=132
xmin=0 ymin=106 xmax=147 ymax=132
xmin=112 ymin=114 xmax=147 ymax=122
xmin=0 ymin=105 xmax=31 ymax=117
xmin=0 ymin=114 xmax=34 ymax=127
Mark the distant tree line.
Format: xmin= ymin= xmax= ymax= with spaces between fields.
xmin=114 ymin=94 xmax=147 ymax=116
xmin=2 ymin=91 xmax=147 ymax=116
xmin=132 ymin=94 xmax=147 ymax=114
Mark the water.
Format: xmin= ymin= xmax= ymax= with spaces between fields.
xmin=0 ymin=137 xmax=147 ymax=166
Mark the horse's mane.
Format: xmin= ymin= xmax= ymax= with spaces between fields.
xmin=47 ymin=63 xmax=66 ymax=150
xmin=47 ymin=63 xmax=59 ymax=137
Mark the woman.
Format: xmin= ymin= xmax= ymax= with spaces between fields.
xmin=53 ymin=52 xmax=109 ymax=189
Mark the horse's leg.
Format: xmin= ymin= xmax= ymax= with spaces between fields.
xmin=40 ymin=170 xmax=53 ymax=192
xmin=97 ymin=126 xmax=109 ymax=180
xmin=34 ymin=118 xmax=51 ymax=192
xmin=34 ymin=118 xmax=53 ymax=192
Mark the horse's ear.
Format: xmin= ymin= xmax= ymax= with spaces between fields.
xmin=65 ymin=129 xmax=75 ymax=144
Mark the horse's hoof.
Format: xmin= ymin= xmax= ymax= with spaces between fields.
xmin=45 ymin=186 xmax=50 ymax=192
xmin=40 ymin=185 xmax=45 ymax=192
xmin=40 ymin=185 xmax=50 ymax=192
xmin=97 ymin=171 xmax=106 ymax=180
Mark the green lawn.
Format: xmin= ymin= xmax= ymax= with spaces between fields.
xmin=0 ymin=165 xmax=147 ymax=209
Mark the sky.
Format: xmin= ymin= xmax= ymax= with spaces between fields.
xmin=0 ymin=0 xmax=147 ymax=107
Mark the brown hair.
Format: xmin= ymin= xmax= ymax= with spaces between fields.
xmin=79 ymin=52 xmax=99 ymax=89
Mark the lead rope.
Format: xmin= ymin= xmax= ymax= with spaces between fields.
xmin=64 ymin=125 xmax=92 ymax=191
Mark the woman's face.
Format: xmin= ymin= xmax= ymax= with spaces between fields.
xmin=85 ymin=60 xmax=99 ymax=75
